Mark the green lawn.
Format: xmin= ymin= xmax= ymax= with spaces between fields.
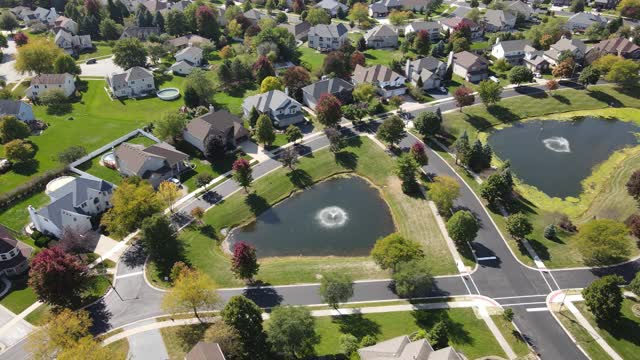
xmin=364 ymin=48 xmax=404 ymax=67
xmin=490 ymin=314 xmax=532 ymax=358
xmin=104 ymin=338 xmax=130 ymax=360
xmin=298 ymin=45 xmax=326 ymax=76
xmin=77 ymin=41 xmax=114 ymax=62
xmin=313 ymin=308 xmax=507 ymax=359
xmin=574 ymin=299 xmax=640 ymax=359
xmin=0 ymin=276 xmax=38 ymax=314
xmin=554 ymin=309 xmax=612 ymax=360
xmin=147 ymin=137 xmax=455 ymax=288
xmin=0 ymin=191 xmax=48 ymax=236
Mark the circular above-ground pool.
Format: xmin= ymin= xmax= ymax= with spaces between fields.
xmin=157 ymin=88 xmax=180 ymax=100
xmin=101 ymin=152 xmax=116 ymax=167
xmin=228 ymin=176 xmax=395 ymax=258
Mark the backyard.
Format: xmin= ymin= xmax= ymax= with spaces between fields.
xmin=146 ymin=136 xmax=456 ymax=288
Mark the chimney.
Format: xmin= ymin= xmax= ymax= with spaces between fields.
xmin=209 ymin=104 xmax=214 ymax=113
xmin=405 ymin=59 xmax=413 ymax=80
xmin=495 ymin=37 xmax=500 ymax=44
xmin=285 ymin=87 xmax=289 ymax=96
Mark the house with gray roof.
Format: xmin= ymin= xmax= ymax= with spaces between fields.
xmin=368 ymin=0 xmax=431 ymax=17
xmin=53 ymin=16 xmax=78 ymax=34
xmin=278 ymin=21 xmax=312 ymax=41
xmin=491 ymin=38 xmax=536 ymax=65
xmin=405 ymin=56 xmax=446 ymax=90
xmin=171 ymin=46 xmax=203 ymax=75
xmin=0 ymin=100 xmax=35 ymax=122
xmin=26 ymin=73 xmax=76 ymax=99
xmin=593 ymin=0 xmax=619 ymax=10
xmin=120 ymin=26 xmax=160 ymax=40
xmin=242 ymin=90 xmax=305 ymax=128
xmin=404 ymin=21 xmax=441 ymax=41
xmin=504 ymin=1 xmax=534 ymax=19
xmin=167 ymin=34 xmax=212 ymax=50
xmin=314 ymin=0 xmax=348 ymax=16
xmin=106 ymin=67 xmax=155 ymax=98
xmin=565 ymin=12 xmax=607 ymax=32
xmin=358 ymin=335 xmax=462 ymax=360
xmin=0 ymin=225 xmax=31 ymax=277
xmin=54 ymin=29 xmax=93 ymax=55
xmin=353 ymin=64 xmax=407 ymax=98
xmin=244 ymin=9 xmax=273 ymax=25
xmin=28 ymin=175 xmax=114 ymax=238
xmin=143 ymin=0 xmax=193 ymax=14
xmin=482 ymin=9 xmax=516 ymax=32
xmin=589 ymin=37 xmax=640 ymax=60
xmin=364 ymin=25 xmax=399 ymax=49
xmin=115 ymin=142 xmax=189 ymax=188
xmin=308 ymin=23 xmax=349 ymax=51
xmin=524 ymin=50 xmax=549 ymax=72
xmin=302 ymin=78 xmax=354 ymax=110
xmin=33 ymin=7 xmax=58 ymax=24
xmin=449 ymin=51 xmax=489 ymax=82
xmin=183 ymin=108 xmax=249 ymax=154
xmin=543 ymin=36 xmax=587 ymax=65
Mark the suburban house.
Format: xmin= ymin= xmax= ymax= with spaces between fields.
xmin=167 ymin=34 xmax=212 ymax=49
xmin=26 ymin=73 xmax=76 ymax=99
xmin=54 ymin=29 xmax=93 ymax=55
xmin=369 ymin=0 xmax=431 ymax=17
xmin=364 ymin=25 xmax=399 ymax=49
xmin=404 ymin=21 xmax=441 ymax=41
xmin=524 ymin=50 xmax=550 ymax=72
xmin=114 ymin=142 xmax=189 ymax=188
xmin=242 ymin=90 xmax=305 ymax=128
xmin=171 ymin=46 xmax=203 ymax=75
xmin=33 ymin=7 xmax=58 ymax=24
xmin=405 ymin=56 xmax=447 ymax=90
xmin=183 ymin=109 xmax=249 ymax=153
xmin=278 ymin=21 xmax=312 ymax=41
xmin=504 ymin=0 xmax=534 ymax=19
xmin=314 ymin=0 xmax=348 ymax=16
xmin=553 ymin=0 xmax=571 ymax=5
xmin=565 ymin=12 xmax=607 ymax=32
xmin=244 ymin=9 xmax=273 ymax=25
xmin=543 ymin=36 xmax=587 ymax=65
xmin=352 ymin=64 xmax=407 ymax=98
xmin=106 ymin=67 xmax=155 ymax=98
xmin=593 ymin=0 xmax=619 ymax=10
xmin=0 ymin=225 xmax=31 ymax=277
xmin=142 ymin=0 xmax=193 ymax=14
xmin=0 ymin=100 xmax=35 ymax=122
xmin=28 ymin=175 xmax=114 ymax=238
xmin=302 ymin=78 xmax=354 ymax=109
xmin=439 ymin=17 xmax=483 ymax=39
xmin=358 ymin=335 xmax=462 ymax=360
xmin=120 ymin=26 xmax=160 ymax=40
xmin=449 ymin=51 xmax=489 ymax=82
xmin=589 ymin=37 xmax=640 ymax=59
xmin=53 ymin=16 xmax=78 ymax=34
xmin=491 ymin=39 xmax=536 ymax=65
xmin=482 ymin=9 xmax=517 ymax=32
xmin=308 ymin=23 xmax=349 ymax=51
xmin=185 ymin=342 xmax=226 ymax=360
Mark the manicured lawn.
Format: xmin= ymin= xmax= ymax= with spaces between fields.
xmin=470 ymin=41 xmax=490 ymax=50
xmin=104 ymin=338 xmax=130 ymax=360
xmin=24 ymin=303 xmax=50 ymax=326
xmin=160 ymin=324 xmax=210 ymax=360
xmin=574 ymin=299 xmax=640 ymax=359
xmin=554 ymin=309 xmax=611 ymax=360
xmin=0 ymin=276 xmax=38 ymax=314
xmin=211 ymin=82 xmax=259 ymax=116
xmin=490 ymin=314 xmax=532 ymax=358
xmin=0 ymin=78 xmax=185 ymax=195
xmin=0 ymin=191 xmax=48 ymax=236
xmin=148 ymin=137 xmax=455 ymax=287
xmin=298 ymin=45 xmax=326 ymax=76
xmin=364 ymin=48 xmax=404 ymax=67
xmin=312 ymin=308 xmax=506 ymax=359
xmin=77 ymin=41 xmax=114 ymax=62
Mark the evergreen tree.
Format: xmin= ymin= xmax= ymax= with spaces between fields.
xmin=107 ymin=0 xmax=123 ymax=24
xmin=453 ymin=131 xmax=470 ymax=165
xmin=153 ymin=11 xmax=165 ymax=32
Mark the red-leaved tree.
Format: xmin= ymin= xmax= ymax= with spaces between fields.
xmin=410 ymin=142 xmax=428 ymax=165
xmin=231 ymin=241 xmax=260 ymax=281
xmin=253 ymin=55 xmax=275 ymax=83
xmin=627 ymin=170 xmax=640 ymax=202
xmin=196 ymin=5 xmax=219 ymax=40
xmin=316 ymin=93 xmax=342 ymax=128
xmin=546 ymin=79 xmax=559 ymax=95
xmin=350 ymin=51 xmax=366 ymax=69
xmin=292 ymin=0 xmax=305 ymax=13
xmin=453 ymin=86 xmax=475 ymax=112
xmin=282 ymin=66 xmax=311 ymax=101
xmin=322 ymin=51 xmax=349 ymax=78
xmin=232 ymin=158 xmax=253 ymax=193
xmin=13 ymin=32 xmax=28 ymax=46
xmin=28 ymin=247 xmax=90 ymax=308
xmin=84 ymin=0 xmax=101 ymax=16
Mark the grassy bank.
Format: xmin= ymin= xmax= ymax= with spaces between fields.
xmin=554 ymin=309 xmax=612 ymax=360
xmin=490 ymin=314 xmax=532 ymax=358
xmin=147 ymin=137 xmax=456 ymax=288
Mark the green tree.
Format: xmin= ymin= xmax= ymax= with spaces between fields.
xmin=162 ymin=264 xmax=219 ymax=322
xmin=57 ymin=145 xmax=87 ymax=164
xmin=389 ymin=10 xmax=411 ymax=26
xmin=203 ymin=322 xmax=244 ymax=360
xmin=140 ymin=214 xmax=181 ymax=269
xmin=0 ymin=116 xmax=30 ymax=144
xmin=184 ymin=69 xmax=214 ymax=106
xmin=578 ymin=65 xmax=601 ymax=89
xmin=395 ymin=153 xmax=420 ymax=194
xmin=413 ymin=111 xmax=441 ymax=137
xmin=628 ymin=271 xmax=640 ymax=296
xmin=15 ymin=38 xmax=63 ymax=75
xmin=285 ymin=125 xmax=303 ymax=143
xmin=505 ymin=213 xmax=533 ymax=240
xmin=576 ymin=219 xmax=631 ymax=266
xmin=453 ymin=131 xmax=470 ymax=165
xmin=222 ymin=296 xmax=269 ymax=358
xmin=340 ymin=334 xmax=360 ymax=357
xmin=348 ymin=3 xmax=369 ymax=25
xmin=154 ymin=112 xmax=188 ymax=143
xmin=446 ymin=210 xmax=479 ymax=246
xmin=278 ymin=146 xmax=299 ymax=170
xmin=4 ymin=139 xmax=35 ymax=163
xmin=101 ymin=177 xmax=163 ymax=237
xmin=570 ymin=0 xmax=585 ymax=12
xmin=319 ymin=272 xmax=354 ymax=309
xmin=508 ymin=65 xmax=533 ymax=86
xmin=583 ymin=275 xmax=624 ymax=324
xmin=480 ymin=171 xmax=512 ymax=206
xmin=26 ymin=309 xmax=93 ymax=359
xmin=392 ymin=259 xmax=433 ymax=298
xmin=113 ymin=38 xmax=148 ymax=69
xmin=99 ymin=18 xmax=122 ymax=40
xmin=605 ymin=58 xmax=640 ymax=88
xmin=371 ymin=233 xmax=423 ymax=271
xmin=248 ymin=106 xmax=260 ymax=128
xmin=306 ymin=8 xmax=331 ymax=25
xmin=53 ymin=54 xmax=81 ymax=75
xmin=232 ymin=158 xmax=253 ymax=193
xmin=255 ymin=114 xmax=276 ymax=146
xmin=376 ymin=115 xmax=405 ymax=147
xmin=259 ymin=76 xmax=284 ymax=93
xmin=166 ymin=10 xmax=188 ymax=35
xmin=477 ymin=79 xmax=502 ymax=106
xmin=353 ymin=83 xmax=377 ymax=102
xmin=267 ymin=306 xmax=320 ymax=358
xmin=40 ymin=89 xmax=72 ymax=115
xmin=0 ymin=12 xmax=19 ymax=32
xmin=428 ymin=176 xmax=460 ymax=215
xmin=428 ymin=321 xmax=449 ymax=349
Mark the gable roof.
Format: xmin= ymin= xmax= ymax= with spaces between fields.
xmin=243 ymin=9 xmax=272 ymax=21
xmin=315 ymin=0 xmax=348 ymax=11
xmin=409 ymin=56 xmax=445 ymax=73
xmin=243 ymin=90 xmax=301 ymax=113
xmin=453 ymin=51 xmax=488 ymax=69
xmin=31 ymin=73 xmax=73 ymax=85
xmin=353 ymin=64 xmax=405 ymax=84
xmin=308 ymin=23 xmax=348 ymax=38
xmin=483 ymin=9 xmax=516 ymax=27
xmin=504 ymin=0 xmax=533 ymax=16
xmin=120 ymin=26 xmax=160 ymax=40
xmin=364 ymin=25 xmax=398 ymax=40
xmin=115 ymin=142 xmax=188 ymax=176
xmin=493 ymin=39 xmax=533 ymax=52
xmin=167 ymin=34 xmax=212 ymax=48
xmin=440 ymin=17 xmax=477 ymax=29
xmin=593 ymin=37 xmax=640 ymax=55
xmin=406 ymin=21 xmax=440 ymax=32
xmin=302 ymin=78 xmax=354 ymax=100
xmin=278 ymin=21 xmax=312 ymax=38
xmin=551 ymin=36 xmax=586 ymax=54
xmin=108 ymin=67 xmax=154 ymax=89
xmin=567 ymin=12 xmax=606 ymax=26
xmin=0 ymin=100 xmax=29 ymax=117
xmin=358 ymin=335 xmax=461 ymax=360
xmin=186 ymin=109 xmax=248 ymax=143
xmin=185 ymin=342 xmax=226 ymax=360
xmin=176 ymin=46 xmax=203 ymax=59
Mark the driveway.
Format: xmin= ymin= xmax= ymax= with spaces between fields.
xmin=0 ymin=306 xmax=32 ymax=353
xmin=79 ymin=57 xmax=123 ymax=77
xmin=126 ymin=320 xmax=169 ymax=360
xmin=0 ymin=39 xmax=23 ymax=84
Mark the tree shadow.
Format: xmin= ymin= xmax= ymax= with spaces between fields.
xmin=411 ymin=310 xmax=472 ymax=345
xmin=245 ymin=193 xmax=270 ymax=216
xmin=487 ymin=105 xmax=518 ymax=123
xmin=199 ymin=224 xmax=218 ymax=240
xmin=120 ymin=241 xmax=147 ymax=268
xmin=551 ymin=94 xmax=570 ymax=105
xmin=335 ymin=151 xmax=359 ymax=170
xmin=242 ymin=286 xmax=283 ymax=308
xmin=519 ymin=238 xmax=550 ymax=261
xmin=587 ymin=90 xmax=623 ymax=107
xmin=344 ymin=134 xmax=363 ymax=148
xmin=88 ymin=300 xmax=113 ymax=335
xmin=331 ymin=312 xmax=381 ymax=340
xmin=287 ymin=168 xmax=313 ymax=189
xmin=154 ymin=73 xmax=174 ymax=87
xmin=463 ymin=114 xmax=493 ymax=131
xmin=615 ymin=85 xmax=640 ymax=100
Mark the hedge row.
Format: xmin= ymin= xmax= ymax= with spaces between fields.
xmin=0 ymin=167 xmax=68 ymax=210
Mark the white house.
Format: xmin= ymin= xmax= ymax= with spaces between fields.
xmin=491 ymin=39 xmax=536 ymax=65
xmin=0 ymin=100 xmax=35 ymax=122
xmin=28 ymin=175 xmax=114 ymax=238
xmin=404 ymin=21 xmax=441 ymax=41
xmin=308 ymin=23 xmax=349 ymax=51
xmin=33 ymin=7 xmax=58 ymax=24
xmin=26 ymin=73 xmax=76 ymax=99
xmin=405 ymin=57 xmax=446 ymax=90
xmin=171 ymin=46 xmax=203 ymax=75
xmin=352 ymin=64 xmax=407 ymax=98
xmin=242 ymin=90 xmax=305 ymax=128
xmin=543 ymin=36 xmax=587 ymax=66
xmin=314 ymin=0 xmax=348 ymax=16
xmin=106 ymin=67 xmax=155 ymax=98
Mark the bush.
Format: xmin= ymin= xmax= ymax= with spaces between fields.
xmin=503 ymin=308 xmax=514 ymax=321
xmin=543 ymin=224 xmax=557 ymax=240
xmin=40 ymin=89 xmax=72 ymax=115
xmin=31 ymin=230 xmax=53 ymax=248
xmin=360 ymin=335 xmax=376 ymax=347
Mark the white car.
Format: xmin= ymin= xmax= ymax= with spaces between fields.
xmin=489 ymin=76 xmax=500 ymax=83
xmin=534 ymin=72 xmax=542 ymax=78
xmin=439 ymin=86 xmax=448 ymax=93
xmin=169 ymin=177 xmax=181 ymax=187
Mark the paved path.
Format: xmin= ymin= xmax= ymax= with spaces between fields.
xmin=125 ymin=320 xmax=169 ymax=360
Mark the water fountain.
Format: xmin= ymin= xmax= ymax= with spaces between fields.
xmin=542 ymin=137 xmax=571 ymax=153
xmin=316 ymin=206 xmax=348 ymax=228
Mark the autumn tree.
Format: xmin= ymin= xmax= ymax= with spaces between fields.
xmin=389 ymin=10 xmax=411 ymax=26
xmin=546 ymin=79 xmax=559 ymax=95
xmin=453 ymin=86 xmax=474 ymax=111
xmin=411 ymin=142 xmax=428 ymax=166
xmin=162 ymin=264 xmax=219 ymax=321
xmin=232 ymin=158 xmax=253 ymax=192
xmin=158 ymin=181 xmax=180 ymax=211
xmin=28 ymin=247 xmax=90 ymax=308
xmin=203 ymin=322 xmax=244 ymax=359
xmin=15 ymin=38 xmax=63 ymax=75
xmin=231 ymin=241 xmax=260 ymax=281
xmin=371 ymin=233 xmax=423 ymax=271
xmin=350 ymin=51 xmax=366 ymax=69
xmin=260 ymin=76 xmax=284 ymax=93
xmin=322 ymin=51 xmax=349 ymax=78
xmin=413 ymin=29 xmax=431 ymax=55
xmin=101 ymin=177 xmax=163 ymax=237
xmin=428 ymin=176 xmax=460 ymax=215
xmin=348 ymin=3 xmax=369 ymax=25
xmin=253 ymin=55 xmax=275 ymax=83
xmin=282 ymin=66 xmax=311 ymax=101
xmin=316 ymin=93 xmax=343 ymax=128
xmin=552 ymin=58 xmax=575 ymax=78
xmin=195 ymin=5 xmax=220 ymax=39
xmin=27 ymin=309 xmax=95 ymax=360
xmin=57 ymin=336 xmax=119 ymax=360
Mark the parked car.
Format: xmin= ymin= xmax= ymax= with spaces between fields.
xmin=0 ymin=159 xmax=11 ymax=174
xmin=86 ymin=58 xmax=97 ymax=64
xmin=168 ymin=177 xmax=181 ymax=187
xmin=534 ymin=72 xmax=542 ymax=78
xmin=489 ymin=76 xmax=500 ymax=83
xmin=439 ymin=86 xmax=448 ymax=93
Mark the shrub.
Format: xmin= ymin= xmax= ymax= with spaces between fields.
xmin=543 ymin=224 xmax=557 ymax=240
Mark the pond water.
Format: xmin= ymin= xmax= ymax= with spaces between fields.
xmin=228 ymin=176 xmax=395 ymax=258
xmin=488 ymin=117 xmax=640 ymax=198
